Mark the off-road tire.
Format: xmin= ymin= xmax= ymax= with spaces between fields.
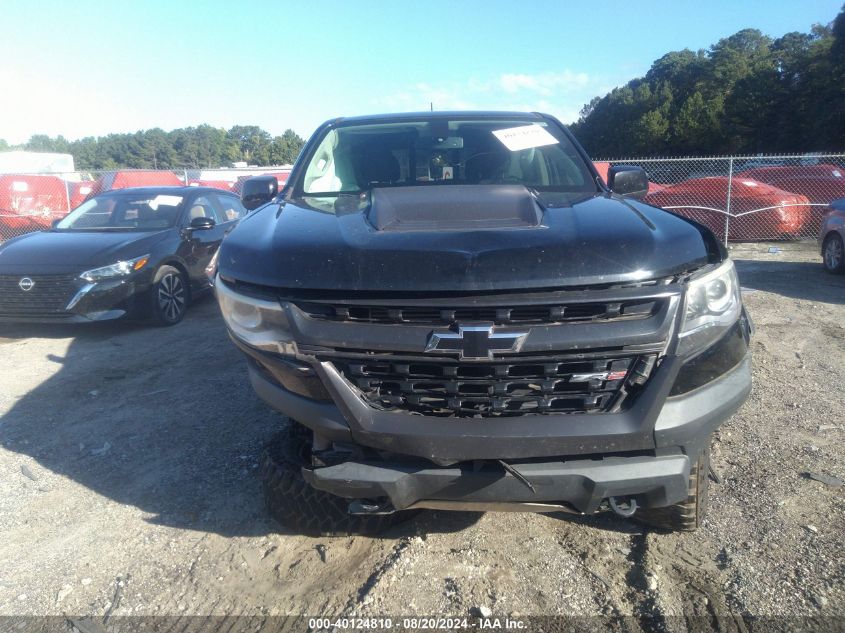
xmin=150 ymin=265 xmax=188 ymax=326
xmin=260 ymin=424 xmax=417 ymax=536
xmin=636 ymin=445 xmax=710 ymax=532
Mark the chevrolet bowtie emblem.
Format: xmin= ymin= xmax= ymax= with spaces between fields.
xmin=424 ymin=325 xmax=528 ymax=360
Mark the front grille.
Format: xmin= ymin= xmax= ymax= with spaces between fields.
xmin=0 ymin=274 xmax=79 ymax=315
xmin=333 ymin=354 xmax=655 ymax=417
xmin=296 ymin=299 xmax=660 ymax=325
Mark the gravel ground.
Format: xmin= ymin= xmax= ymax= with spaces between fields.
xmin=0 ymin=243 xmax=842 ymax=629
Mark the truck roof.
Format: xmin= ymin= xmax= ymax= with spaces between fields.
xmin=327 ymin=111 xmax=548 ymax=126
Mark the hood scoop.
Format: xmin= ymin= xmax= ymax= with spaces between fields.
xmin=368 ymin=184 xmax=543 ymax=232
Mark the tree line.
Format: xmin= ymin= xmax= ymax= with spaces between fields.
xmin=0 ymin=125 xmax=305 ymax=170
xmin=571 ymin=4 xmax=845 ymax=157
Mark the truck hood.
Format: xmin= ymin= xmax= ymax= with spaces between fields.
xmin=219 ymin=186 xmax=715 ymax=293
xmin=0 ymin=229 xmax=170 ymax=274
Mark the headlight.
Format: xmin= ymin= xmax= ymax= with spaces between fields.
xmin=80 ymin=255 xmax=149 ymax=282
xmin=215 ymin=276 xmax=296 ymax=355
xmin=677 ymin=260 xmax=742 ymax=356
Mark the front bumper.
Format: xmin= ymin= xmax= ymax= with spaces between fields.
xmin=0 ymin=278 xmax=143 ymax=323
xmin=251 ymin=352 xmax=750 ymax=510
xmin=303 ymin=451 xmax=692 ymax=513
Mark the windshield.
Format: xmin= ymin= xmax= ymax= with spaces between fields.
xmin=57 ymin=194 xmax=185 ymax=230
xmin=299 ymin=117 xmax=597 ymax=196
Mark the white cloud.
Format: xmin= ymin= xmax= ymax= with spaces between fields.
xmin=375 ymin=70 xmax=616 ymax=125
xmin=499 ymin=71 xmax=591 ymax=96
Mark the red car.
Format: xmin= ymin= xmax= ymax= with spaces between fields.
xmin=738 ymin=164 xmax=845 ymax=236
xmin=0 ymin=174 xmax=70 ymax=240
xmin=739 ymin=164 xmax=845 ymax=203
xmin=645 ymin=176 xmax=812 ymax=241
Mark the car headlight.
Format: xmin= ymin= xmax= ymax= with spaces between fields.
xmin=215 ymin=275 xmax=296 ymax=355
xmin=677 ymin=259 xmax=742 ymax=357
xmin=80 ymin=255 xmax=149 ymax=282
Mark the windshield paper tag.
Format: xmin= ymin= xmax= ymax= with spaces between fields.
xmin=150 ymin=195 xmax=184 ymax=208
xmin=492 ymin=125 xmax=559 ymax=152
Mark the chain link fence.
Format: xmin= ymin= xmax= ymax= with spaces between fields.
xmin=595 ymin=154 xmax=845 ymax=244
xmin=0 ymin=167 xmax=291 ymax=242
xmin=2 ymin=156 xmax=845 ymax=244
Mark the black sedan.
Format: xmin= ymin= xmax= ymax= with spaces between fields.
xmin=0 ymin=186 xmax=246 ymax=325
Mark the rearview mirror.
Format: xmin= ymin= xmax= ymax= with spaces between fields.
xmin=189 ymin=216 xmax=216 ymax=230
xmin=241 ymin=175 xmax=279 ymax=210
xmin=607 ymin=166 xmax=649 ymax=200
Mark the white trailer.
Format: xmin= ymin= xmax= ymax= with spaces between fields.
xmin=0 ymin=151 xmax=75 ymax=175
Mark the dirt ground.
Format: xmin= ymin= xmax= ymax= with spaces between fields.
xmin=0 ymin=243 xmax=843 ymax=629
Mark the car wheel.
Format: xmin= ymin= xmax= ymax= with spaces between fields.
xmin=822 ymin=233 xmax=845 ymax=274
xmin=151 ymin=265 xmax=188 ymax=325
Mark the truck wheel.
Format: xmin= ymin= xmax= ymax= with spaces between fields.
xmin=636 ymin=445 xmax=710 ymax=532
xmin=260 ymin=424 xmax=417 ymax=536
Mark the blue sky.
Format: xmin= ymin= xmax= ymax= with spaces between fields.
xmin=0 ymin=0 xmax=842 ymax=144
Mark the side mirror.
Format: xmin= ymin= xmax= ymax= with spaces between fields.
xmin=607 ymin=165 xmax=649 ymax=200
xmin=241 ymin=175 xmax=279 ymax=210
xmin=51 ymin=218 xmax=61 ymax=228
xmin=189 ymin=216 xmax=216 ymax=231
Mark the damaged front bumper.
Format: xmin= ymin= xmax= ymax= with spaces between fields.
xmin=303 ymin=450 xmax=692 ymax=514
xmin=237 ymin=305 xmax=752 ymax=514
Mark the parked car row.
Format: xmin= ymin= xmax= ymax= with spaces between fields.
xmin=0 ymin=168 xmax=292 ymax=242
xmin=2 ymin=158 xmax=838 ymax=244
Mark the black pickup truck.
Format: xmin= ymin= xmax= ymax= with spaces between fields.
xmin=215 ymin=111 xmax=752 ymax=534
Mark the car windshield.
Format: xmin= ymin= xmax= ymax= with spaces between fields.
xmin=57 ymin=194 xmax=185 ymax=230
xmin=298 ymin=117 xmax=597 ymax=196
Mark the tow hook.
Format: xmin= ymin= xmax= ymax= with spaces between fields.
xmin=348 ymin=499 xmax=396 ymax=516
xmin=609 ymin=496 xmax=638 ymax=517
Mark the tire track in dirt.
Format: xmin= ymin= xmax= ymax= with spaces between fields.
xmin=342 ymin=536 xmax=417 ymax=615
xmin=633 ymin=527 xmax=753 ymax=633
xmin=134 ymin=531 xmax=399 ymax=618
xmin=622 ymin=532 xmax=669 ymax=632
